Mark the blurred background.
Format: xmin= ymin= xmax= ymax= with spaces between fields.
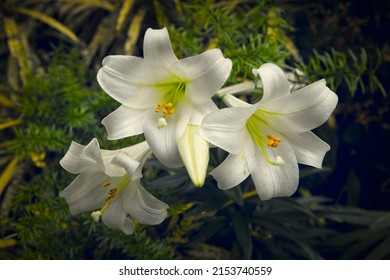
xmin=0 ymin=0 xmax=389 ymax=259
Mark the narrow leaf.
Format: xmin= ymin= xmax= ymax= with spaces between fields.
xmin=116 ymin=0 xmax=135 ymax=31
xmin=223 ymin=185 xmax=243 ymax=206
xmin=0 ymin=94 xmax=15 ymax=108
xmin=124 ymin=7 xmax=147 ymax=55
xmin=64 ymin=0 xmax=115 ymax=11
xmin=153 ymin=0 xmax=169 ymax=27
xmin=366 ymin=236 xmax=390 ymax=259
xmin=4 ymin=17 xmax=31 ymax=84
xmin=173 ymin=0 xmax=184 ymax=16
xmin=233 ymin=212 xmax=252 ymax=259
xmin=186 ymin=221 xmax=225 ymax=247
xmin=15 ymin=8 xmax=79 ymax=43
xmin=0 ymin=156 xmax=19 ymax=197
xmin=0 ymin=238 xmax=17 ymax=248
xmin=86 ymin=15 xmax=114 ymax=64
xmin=0 ymin=119 xmax=22 ymax=130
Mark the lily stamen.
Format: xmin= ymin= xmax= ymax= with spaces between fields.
xmin=91 ymin=176 xmax=130 ymax=222
xmin=246 ymin=119 xmax=285 ymax=166
xmin=267 ymin=134 xmax=281 ymax=148
xmin=155 ymin=101 xmax=175 ymax=116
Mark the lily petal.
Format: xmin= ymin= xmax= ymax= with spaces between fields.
xmin=111 ymin=151 xmax=144 ymax=181
xmin=188 ymin=100 xmax=218 ymax=125
xmin=201 ymin=106 xmax=257 ymax=154
xmin=59 ymin=172 xmax=109 ymax=215
xmin=119 ymin=141 xmax=151 ymax=163
xmin=286 ymin=131 xmax=330 ymax=168
xmin=60 ymin=138 xmax=125 ymax=176
xmin=102 ymin=195 xmax=135 ymax=235
xmin=262 ymin=80 xmax=338 ymax=133
xmin=246 ymin=138 xmax=299 ymax=200
xmin=97 ymin=56 xmax=171 ymax=108
xmin=143 ymin=108 xmax=190 ymax=168
xmin=210 ymin=152 xmax=250 ymax=190
xmin=123 ymin=181 xmax=168 ymax=225
xmin=59 ymin=140 xmax=95 ymax=174
xmin=253 ymin=63 xmax=290 ymax=104
xmin=143 ymin=27 xmax=178 ymax=67
xmin=102 ymin=105 xmax=146 ymax=140
xmin=176 ymin=49 xmax=232 ymax=104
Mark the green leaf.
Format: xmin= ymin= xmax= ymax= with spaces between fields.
xmin=186 ymin=220 xmax=226 ymax=247
xmin=314 ymin=205 xmax=387 ymax=226
xmin=370 ymin=213 xmax=390 ymax=229
xmin=116 ymin=0 xmax=135 ymax=31
xmin=342 ymin=232 xmax=389 ymax=259
xmin=261 ymin=197 xmax=316 ymax=218
xmin=0 ymin=156 xmax=19 ymax=197
xmin=251 ymin=217 xmax=321 ymax=259
xmin=15 ymin=8 xmax=79 ymax=43
xmin=233 ymin=211 xmax=252 ymax=259
xmin=325 ymin=228 xmax=389 ymax=247
xmin=295 ymin=196 xmax=333 ymax=206
xmin=299 ymin=166 xmax=332 ymax=179
xmin=224 ymin=185 xmax=243 ymax=206
xmin=147 ymin=168 xmax=193 ymax=195
xmin=366 ymin=236 xmax=390 ymax=259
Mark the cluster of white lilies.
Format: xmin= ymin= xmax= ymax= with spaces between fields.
xmin=59 ymin=28 xmax=338 ymax=234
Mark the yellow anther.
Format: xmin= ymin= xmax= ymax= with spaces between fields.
xmin=162 ymin=106 xmax=175 ymax=115
xmin=155 ymin=101 xmax=175 ymax=116
xmin=108 ymin=188 xmax=117 ymax=197
xmin=267 ymin=134 xmax=281 ymax=148
xmin=105 ymin=188 xmax=117 ymax=202
xmin=155 ymin=101 xmax=163 ymax=112
xmin=93 ymin=175 xmax=130 ymax=221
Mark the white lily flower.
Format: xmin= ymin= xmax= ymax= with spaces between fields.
xmin=97 ymin=27 xmax=232 ymax=185
xmin=200 ymin=63 xmax=338 ymax=200
xmin=59 ymin=138 xmax=168 ymax=235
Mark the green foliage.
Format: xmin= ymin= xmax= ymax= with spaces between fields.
xmin=6 ymin=47 xmax=138 ymax=159
xmin=8 ymin=170 xmax=175 ymax=259
xmin=10 ymin=48 xmax=97 ymax=156
xmin=168 ymin=0 xmax=291 ymax=82
xmin=296 ymin=48 xmax=386 ymax=97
